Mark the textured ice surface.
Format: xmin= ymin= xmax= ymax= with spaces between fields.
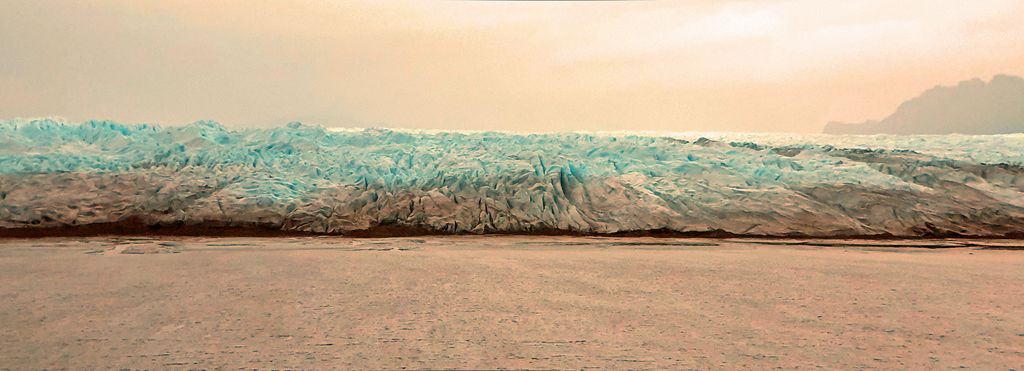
xmin=2 ymin=119 xmax=1024 ymax=237
xmin=668 ymin=132 xmax=1024 ymax=165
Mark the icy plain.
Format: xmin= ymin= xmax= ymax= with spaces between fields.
xmin=2 ymin=119 xmax=1024 ymax=237
xmin=2 ymin=236 xmax=1023 ymax=369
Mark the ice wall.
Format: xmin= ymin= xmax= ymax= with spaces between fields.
xmin=2 ymin=119 xmax=1024 ymax=237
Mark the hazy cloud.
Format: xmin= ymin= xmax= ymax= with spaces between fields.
xmin=1 ymin=0 xmax=1022 ymax=132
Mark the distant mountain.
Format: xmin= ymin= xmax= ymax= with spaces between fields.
xmin=824 ymin=74 xmax=1024 ymax=135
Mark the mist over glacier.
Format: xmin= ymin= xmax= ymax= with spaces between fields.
xmin=2 ymin=119 xmax=1024 ymax=237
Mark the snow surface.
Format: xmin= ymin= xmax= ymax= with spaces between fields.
xmin=2 ymin=119 xmax=1024 ymax=237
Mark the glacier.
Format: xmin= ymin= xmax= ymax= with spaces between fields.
xmin=2 ymin=118 xmax=1024 ymax=237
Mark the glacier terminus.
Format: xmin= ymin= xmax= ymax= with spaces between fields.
xmin=2 ymin=119 xmax=1024 ymax=238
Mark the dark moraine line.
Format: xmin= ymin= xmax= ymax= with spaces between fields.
xmin=2 ymin=218 xmax=1023 ymax=241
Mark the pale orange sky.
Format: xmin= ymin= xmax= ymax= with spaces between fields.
xmin=2 ymin=0 xmax=1023 ymax=132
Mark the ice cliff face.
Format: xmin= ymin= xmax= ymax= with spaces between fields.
xmin=2 ymin=119 xmax=1024 ymax=237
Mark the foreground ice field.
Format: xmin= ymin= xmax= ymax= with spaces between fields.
xmin=0 ymin=236 xmax=1022 ymax=369
xmin=3 ymin=119 xmax=1024 ymax=237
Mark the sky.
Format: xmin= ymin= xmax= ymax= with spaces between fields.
xmin=2 ymin=0 xmax=1023 ymax=133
